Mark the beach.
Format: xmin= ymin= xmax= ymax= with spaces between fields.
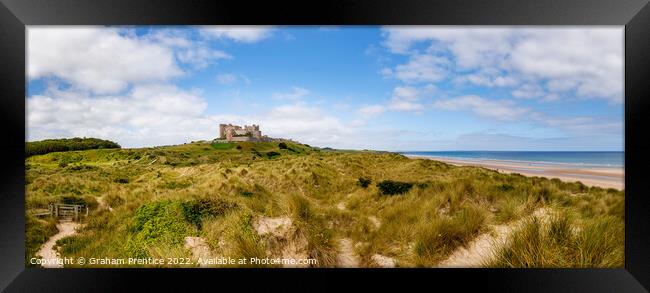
xmin=406 ymin=155 xmax=624 ymax=190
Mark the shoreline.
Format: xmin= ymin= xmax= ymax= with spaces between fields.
xmin=406 ymin=155 xmax=624 ymax=190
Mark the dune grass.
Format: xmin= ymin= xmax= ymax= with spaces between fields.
xmin=25 ymin=141 xmax=624 ymax=267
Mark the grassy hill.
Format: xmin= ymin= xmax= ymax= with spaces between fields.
xmin=25 ymin=140 xmax=624 ymax=268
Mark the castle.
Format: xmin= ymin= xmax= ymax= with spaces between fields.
xmin=218 ymin=123 xmax=269 ymax=142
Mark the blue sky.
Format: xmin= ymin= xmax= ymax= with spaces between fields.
xmin=27 ymin=26 xmax=624 ymax=151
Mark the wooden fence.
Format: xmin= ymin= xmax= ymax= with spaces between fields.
xmin=34 ymin=203 xmax=88 ymax=220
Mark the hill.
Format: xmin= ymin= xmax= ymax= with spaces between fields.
xmin=25 ymin=140 xmax=624 ymax=268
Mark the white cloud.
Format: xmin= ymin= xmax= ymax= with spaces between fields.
xmin=393 ymin=54 xmax=449 ymax=84
xmin=433 ymin=95 xmax=529 ymax=121
xmin=357 ymin=104 xmax=386 ymax=118
xmin=271 ymin=87 xmax=310 ymax=100
xmin=199 ymin=26 xmax=273 ymax=43
xmin=176 ymin=47 xmax=231 ymax=69
xmin=142 ymin=28 xmax=233 ymax=69
xmin=210 ymin=102 xmax=359 ymax=146
xmin=28 ymin=27 xmax=183 ymax=94
xmin=511 ymin=83 xmax=545 ymax=99
xmin=381 ymin=27 xmax=623 ymax=103
xmin=27 ymin=84 xmax=215 ymax=147
xmin=388 ymin=86 xmax=424 ymax=111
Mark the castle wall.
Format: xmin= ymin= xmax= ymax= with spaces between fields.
xmin=219 ymin=123 xmax=264 ymax=142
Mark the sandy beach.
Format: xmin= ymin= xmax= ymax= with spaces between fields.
xmin=406 ymin=155 xmax=624 ymax=190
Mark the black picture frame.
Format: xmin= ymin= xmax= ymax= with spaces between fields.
xmin=1 ymin=0 xmax=649 ymax=291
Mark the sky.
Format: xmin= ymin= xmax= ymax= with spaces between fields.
xmin=26 ymin=26 xmax=624 ymax=151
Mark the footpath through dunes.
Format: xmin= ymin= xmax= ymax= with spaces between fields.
xmin=437 ymin=208 xmax=550 ymax=268
xmin=336 ymin=238 xmax=360 ymax=267
xmin=37 ymin=220 xmax=82 ymax=268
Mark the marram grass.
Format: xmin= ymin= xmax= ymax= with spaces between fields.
xmin=25 ymin=141 xmax=624 ymax=268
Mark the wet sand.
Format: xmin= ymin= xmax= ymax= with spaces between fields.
xmin=406 ymin=155 xmax=624 ymax=190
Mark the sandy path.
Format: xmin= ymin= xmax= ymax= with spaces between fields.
xmin=337 ymin=238 xmax=360 ymax=267
xmin=407 ymin=155 xmax=624 ymax=190
xmin=437 ymin=209 xmax=548 ymax=268
xmin=184 ymin=236 xmax=212 ymax=267
xmin=36 ymin=220 xmax=81 ymax=268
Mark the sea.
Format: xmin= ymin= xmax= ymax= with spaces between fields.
xmin=399 ymin=151 xmax=624 ymax=168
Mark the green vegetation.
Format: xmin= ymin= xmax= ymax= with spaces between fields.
xmin=26 ymin=137 xmax=120 ymax=157
xmin=25 ymin=140 xmax=624 ymax=268
xmin=377 ymin=180 xmax=413 ymax=195
xmin=25 ymin=215 xmax=58 ymax=267
xmin=357 ymin=177 xmax=372 ymax=188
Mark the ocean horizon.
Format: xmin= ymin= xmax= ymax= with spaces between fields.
xmin=399 ymin=151 xmax=624 ymax=168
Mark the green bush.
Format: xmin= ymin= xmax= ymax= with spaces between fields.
xmin=266 ymin=151 xmax=281 ymax=158
xmin=497 ymin=183 xmax=515 ymax=192
xmin=26 ymin=137 xmax=120 ymax=157
xmin=357 ymin=177 xmax=372 ymax=188
xmin=181 ymin=198 xmax=237 ymax=229
xmin=127 ymin=200 xmax=192 ymax=257
xmin=278 ymin=142 xmax=288 ymax=149
xmin=62 ymin=195 xmax=87 ymax=206
xmin=377 ymin=180 xmax=413 ymax=195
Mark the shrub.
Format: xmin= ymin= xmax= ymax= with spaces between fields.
xmin=266 ymin=151 xmax=281 ymax=158
xmin=377 ymin=180 xmax=413 ymax=195
xmin=114 ymin=178 xmax=129 ymax=184
xmin=181 ymin=198 xmax=237 ymax=229
xmin=278 ymin=142 xmax=288 ymax=149
xmin=129 ymin=201 xmax=191 ymax=253
xmin=62 ymin=195 xmax=87 ymax=206
xmin=497 ymin=183 xmax=515 ymax=192
xmin=357 ymin=177 xmax=372 ymax=188
xmin=236 ymin=145 xmax=243 ymax=150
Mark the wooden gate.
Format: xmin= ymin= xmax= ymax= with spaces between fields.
xmin=44 ymin=203 xmax=88 ymax=220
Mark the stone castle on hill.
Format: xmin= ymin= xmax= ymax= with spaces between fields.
xmin=218 ymin=123 xmax=272 ymax=142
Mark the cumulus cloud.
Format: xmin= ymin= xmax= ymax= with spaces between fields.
xmin=393 ymin=54 xmax=449 ymax=84
xmin=388 ymin=86 xmax=424 ymax=111
xmin=27 ymin=84 xmax=214 ymax=147
xmin=176 ymin=47 xmax=231 ymax=69
xmin=381 ymin=27 xmax=623 ymax=103
xmin=433 ymin=95 xmax=529 ymax=121
xmin=28 ymin=27 xmax=183 ymax=94
xmin=199 ymin=26 xmax=273 ymax=43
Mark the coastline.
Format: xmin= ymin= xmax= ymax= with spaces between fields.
xmin=405 ymin=155 xmax=624 ymax=190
